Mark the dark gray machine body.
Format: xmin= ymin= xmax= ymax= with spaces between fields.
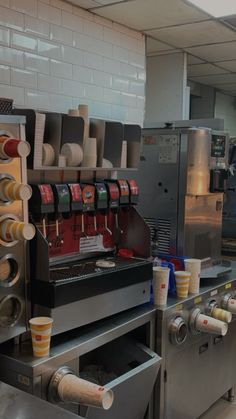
xmin=136 ymin=127 xmax=228 ymax=259
xmin=154 ymin=272 xmax=236 ymax=419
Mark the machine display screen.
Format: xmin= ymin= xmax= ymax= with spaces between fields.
xmin=211 ymin=135 xmax=226 ymax=158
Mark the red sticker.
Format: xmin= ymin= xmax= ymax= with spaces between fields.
xmin=203 ymin=320 xmax=208 ymax=325
xmin=35 ymin=335 xmax=42 ymax=341
xmin=161 ymin=284 xmax=166 ymax=289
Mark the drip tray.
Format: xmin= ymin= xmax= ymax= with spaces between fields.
xmin=49 ymin=257 xmax=147 ymax=283
xmin=31 ymin=256 xmax=152 ymax=308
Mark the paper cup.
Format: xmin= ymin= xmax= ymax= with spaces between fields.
xmin=175 ymin=271 xmax=191 ymax=299
xmin=68 ymin=109 xmax=80 ymax=117
xmin=61 ymin=143 xmax=83 ymax=167
xmin=58 ymin=375 xmax=114 ymax=410
xmin=184 ymin=259 xmax=201 ymax=294
xmin=227 ymin=298 xmax=236 ymax=314
xmin=0 ymin=179 xmax=32 ymax=201
xmin=29 ymin=317 xmax=53 ymax=357
xmin=42 ymin=143 xmax=55 ymax=166
xmin=121 ymin=140 xmax=127 ymax=168
xmin=78 ymin=104 xmax=89 ymax=142
xmin=195 ymin=313 xmax=228 ymax=336
xmin=83 ymin=137 xmax=97 ymax=167
xmin=102 ymin=158 xmax=113 ymax=169
xmin=212 ymin=307 xmax=232 ymax=323
xmin=152 ymin=266 xmax=170 ymax=305
xmin=0 ymin=220 xmax=35 ymax=242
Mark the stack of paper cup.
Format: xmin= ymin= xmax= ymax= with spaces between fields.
xmin=29 ymin=317 xmax=53 ymax=357
xmin=42 ymin=144 xmax=55 ymax=166
xmin=195 ymin=313 xmax=228 ymax=336
xmin=0 ymin=179 xmax=32 ymax=201
xmin=212 ymin=307 xmax=232 ymax=323
xmin=61 ymin=143 xmax=83 ymax=167
xmin=184 ymin=259 xmax=201 ymax=294
xmin=83 ymin=137 xmax=97 ymax=167
xmin=58 ymin=374 xmax=114 ymax=409
xmin=152 ymin=266 xmax=170 ymax=305
xmin=0 ymin=219 xmax=35 ymax=242
xmin=175 ymin=271 xmax=191 ymax=299
xmin=78 ymin=104 xmax=89 ymax=143
xmin=68 ymin=109 xmax=80 ymax=117
xmin=121 ymin=140 xmax=127 ymax=168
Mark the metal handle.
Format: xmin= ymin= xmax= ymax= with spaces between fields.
xmin=168 ymin=316 xmax=188 ymax=345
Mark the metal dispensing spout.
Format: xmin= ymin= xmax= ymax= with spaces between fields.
xmin=104 ymin=214 xmax=112 ymax=236
xmin=48 ymin=367 xmax=114 ymax=410
xmin=115 ymin=212 xmax=123 ymax=235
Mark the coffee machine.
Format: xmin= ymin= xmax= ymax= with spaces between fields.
xmin=136 ymin=127 xmax=229 ymax=259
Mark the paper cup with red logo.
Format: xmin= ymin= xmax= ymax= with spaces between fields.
xmin=184 ymin=258 xmax=201 ymax=294
xmin=152 ymin=266 xmax=170 ymax=305
xmin=175 ymin=271 xmax=191 ymax=299
xmin=29 ymin=317 xmax=53 ymax=357
xmin=195 ymin=313 xmax=228 ymax=336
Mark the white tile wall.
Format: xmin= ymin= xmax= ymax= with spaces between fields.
xmin=0 ymin=0 xmax=145 ymax=124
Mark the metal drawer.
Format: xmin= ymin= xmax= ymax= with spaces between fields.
xmin=80 ymin=337 xmax=161 ymax=419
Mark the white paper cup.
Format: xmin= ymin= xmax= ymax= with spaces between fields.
xmin=61 ymin=143 xmax=83 ymax=167
xmin=29 ymin=317 xmax=53 ymax=357
xmin=212 ymin=307 xmax=232 ymax=323
xmin=227 ymin=298 xmax=236 ymax=314
xmin=152 ymin=266 xmax=170 ymax=305
xmin=102 ymin=158 xmax=113 ymax=169
xmin=175 ymin=271 xmax=191 ymax=299
xmin=184 ymin=259 xmax=201 ymax=294
xmin=68 ymin=109 xmax=80 ymax=117
xmin=83 ymin=137 xmax=97 ymax=167
xmin=42 ymin=143 xmax=55 ymax=166
xmin=58 ymin=375 xmax=114 ymax=410
xmin=195 ymin=313 xmax=228 ymax=336
xmin=121 ymin=140 xmax=127 ymax=168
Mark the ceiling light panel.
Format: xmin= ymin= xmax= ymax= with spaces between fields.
xmin=186 ymin=0 xmax=236 ymax=18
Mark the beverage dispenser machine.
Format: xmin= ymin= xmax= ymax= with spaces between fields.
xmin=136 ymin=127 xmax=229 ymax=259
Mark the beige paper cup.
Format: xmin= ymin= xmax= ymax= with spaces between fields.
xmin=29 ymin=317 xmax=53 ymax=357
xmin=212 ymin=307 xmax=232 ymax=323
xmin=58 ymin=374 xmax=114 ymax=410
xmin=153 ymin=266 xmax=170 ymax=305
xmin=175 ymin=271 xmax=191 ymax=299
xmin=195 ymin=313 xmax=228 ymax=336
xmin=184 ymin=258 xmax=201 ymax=294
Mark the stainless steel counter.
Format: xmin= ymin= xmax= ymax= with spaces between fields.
xmin=0 ymin=381 xmax=83 ymax=419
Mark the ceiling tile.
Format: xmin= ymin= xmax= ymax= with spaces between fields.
xmin=146 ymin=37 xmax=174 ymax=54
xmin=145 ymin=21 xmax=236 ymax=48
xmin=189 ymin=73 xmax=236 ymax=86
xmin=214 ymin=83 xmax=236 ymax=91
xmin=186 ymin=42 xmax=236 ymax=62
xmin=216 ymin=60 xmax=236 ymax=72
xmin=188 ymin=54 xmax=204 ymax=64
xmin=188 ymin=63 xmax=229 ymax=77
xmin=68 ymin=0 xmax=100 ymax=8
xmin=91 ymin=0 xmax=208 ymax=31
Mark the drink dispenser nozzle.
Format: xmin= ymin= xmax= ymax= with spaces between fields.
xmin=222 ymin=293 xmax=236 ymax=314
xmin=29 ymin=185 xmax=55 ymax=241
xmin=105 ymin=181 xmax=121 ymax=236
xmin=94 ymin=183 xmax=111 ymax=235
xmin=81 ymin=184 xmax=96 ymax=236
xmin=52 ymin=184 xmax=70 ymax=243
